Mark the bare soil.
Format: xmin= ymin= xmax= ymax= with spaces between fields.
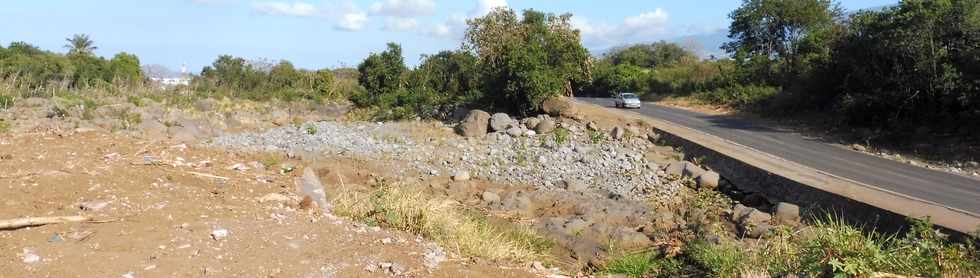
xmin=0 ymin=131 xmax=537 ymax=277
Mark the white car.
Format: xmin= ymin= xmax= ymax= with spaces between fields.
xmin=614 ymin=93 xmax=642 ymax=109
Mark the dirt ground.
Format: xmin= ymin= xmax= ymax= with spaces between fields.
xmin=0 ymin=131 xmax=538 ymax=277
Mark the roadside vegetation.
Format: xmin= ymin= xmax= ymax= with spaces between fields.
xmin=604 ymin=189 xmax=980 ymax=277
xmin=330 ymin=181 xmax=554 ymax=262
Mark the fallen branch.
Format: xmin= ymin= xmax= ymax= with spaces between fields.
xmin=0 ymin=216 xmax=93 ymax=230
xmin=187 ymin=171 xmax=230 ymax=180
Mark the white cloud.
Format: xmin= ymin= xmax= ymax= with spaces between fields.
xmin=427 ymin=0 xmax=506 ymax=40
xmin=572 ymin=9 xmax=673 ymax=48
xmin=337 ymin=10 xmax=369 ymax=31
xmin=252 ymin=2 xmax=318 ymax=17
xmin=369 ymin=0 xmax=436 ymax=17
xmin=383 ymin=18 xmax=419 ymax=31
xmin=428 ymin=14 xmax=467 ymax=39
xmin=470 ymin=0 xmax=508 ymax=17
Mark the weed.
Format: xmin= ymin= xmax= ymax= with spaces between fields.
xmin=605 ymin=251 xmax=684 ymax=278
xmin=127 ymin=95 xmax=145 ymax=107
xmin=514 ymin=141 xmax=530 ymax=166
xmin=685 ymin=240 xmax=747 ymax=277
xmin=589 ymin=129 xmax=605 ymax=144
xmin=117 ymin=110 xmax=142 ymax=130
xmin=331 ymin=183 xmax=550 ymax=261
xmin=0 ymin=95 xmax=13 ymax=109
xmin=258 ymin=155 xmax=281 ymax=169
xmin=305 ymin=124 xmax=317 ymax=135
xmin=0 ymin=119 xmax=9 ymax=133
xmin=553 ymin=127 xmax=570 ymax=145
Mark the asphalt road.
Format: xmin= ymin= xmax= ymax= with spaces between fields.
xmin=578 ymin=97 xmax=980 ymax=218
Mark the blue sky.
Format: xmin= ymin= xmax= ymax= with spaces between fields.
xmin=0 ymin=0 xmax=896 ymax=73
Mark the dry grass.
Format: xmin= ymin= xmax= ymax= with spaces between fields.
xmin=330 ymin=182 xmax=552 ymax=262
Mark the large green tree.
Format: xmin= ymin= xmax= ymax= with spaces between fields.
xmin=355 ymin=43 xmax=407 ymax=107
xmin=465 ymin=8 xmax=591 ymax=114
xmin=724 ymin=0 xmax=843 ymax=79
xmin=108 ymin=52 xmax=142 ymax=84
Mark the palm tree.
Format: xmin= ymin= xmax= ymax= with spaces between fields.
xmin=64 ymin=34 xmax=97 ymax=56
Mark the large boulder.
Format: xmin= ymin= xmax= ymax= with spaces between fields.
xmin=541 ymin=96 xmax=576 ymax=118
xmin=773 ymin=202 xmax=801 ymax=225
xmin=732 ymin=204 xmax=773 ymax=238
xmin=457 ymin=110 xmax=491 ymax=137
xmin=490 ymin=113 xmax=514 ymax=132
xmin=697 ymin=171 xmax=720 ymax=190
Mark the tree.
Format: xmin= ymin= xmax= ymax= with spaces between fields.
xmin=464 ymin=8 xmax=591 ymax=114
xmin=355 ymin=43 xmax=407 ymax=106
xmin=108 ymin=52 xmax=142 ymax=84
xmin=825 ymin=0 xmax=980 ymax=130
xmin=724 ymin=0 xmax=842 ymax=78
xmin=64 ymin=34 xmax=97 ymax=56
xmin=268 ymin=60 xmax=301 ymax=89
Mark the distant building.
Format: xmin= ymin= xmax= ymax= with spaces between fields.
xmin=149 ymin=62 xmax=191 ymax=88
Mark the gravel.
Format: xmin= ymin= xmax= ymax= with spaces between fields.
xmin=209 ymin=119 xmax=677 ymax=201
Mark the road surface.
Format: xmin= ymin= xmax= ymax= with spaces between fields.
xmin=578 ymin=97 xmax=980 ymax=232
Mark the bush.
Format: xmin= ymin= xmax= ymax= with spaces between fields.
xmin=692 ymin=84 xmax=778 ymax=110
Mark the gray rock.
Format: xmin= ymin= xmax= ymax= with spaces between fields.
xmin=490 ymin=113 xmax=514 ymax=132
xmin=611 ymin=126 xmax=625 ymax=140
xmin=967 ymin=161 xmax=979 ymax=168
xmin=524 ymin=117 xmax=541 ymax=130
xmin=586 ymin=121 xmax=599 ymax=131
xmin=481 ymin=191 xmax=500 ymax=204
xmin=647 ymin=132 xmax=661 ymax=143
xmin=506 ymin=127 xmax=524 ymax=137
xmin=697 ymin=171 xmax=720 ymax=190
xmin=298 ymin=168 xmax=331 ymax=214
xmin=79 ymin=200 xmax=109 ymax=212
xmin=773 ymin=202 xmax=801 ymax=225
xmin=541 ymin=96 xmax=576 ymax=118
xmin=665 ymin=161 xmax=686 ymax=177
xmin=457 ymin=110 xmax=491 ymax=137
xmin=733 ymin=204 xmax=772 ymax=238
xmin=422 ymin=243 xmax=447 ymax=269
xmin=682 ymin=163 xmax=706 ymax=179
xmin=534 ymin=118 xmax=556 ymax=134
xmin=852 ymin=144 xmax=867 ymax=152
xmin=611 ymin=228 xmax=653 ymax=250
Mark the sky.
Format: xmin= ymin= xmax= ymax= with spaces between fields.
xmin=0 ymin=0 xmax=897 ymax=73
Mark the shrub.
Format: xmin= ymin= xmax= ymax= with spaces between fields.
xmin=692 ymin=84 xmax=778 ymax=110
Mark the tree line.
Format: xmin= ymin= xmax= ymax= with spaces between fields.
xmin=0 ymin=34 xmax=142 ymax=94
xmin=2 ymin=0 xmax=977 ymax=134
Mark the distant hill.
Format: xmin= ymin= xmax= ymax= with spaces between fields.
xmin=142 ymin=64 xmax=180 ymax=79
xmin=590 ymin=29 xmax=731 ymax=59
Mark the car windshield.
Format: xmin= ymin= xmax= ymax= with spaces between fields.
xmin=621 ymin=94 xmax=638 ymax=99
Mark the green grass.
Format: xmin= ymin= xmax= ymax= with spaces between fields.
xmin=553 ymin=127 xmax=570 ymax=145
xmin=605 ymin=251 xmax=684 ymax=277
xmin=685 ymin=240 xmax=747 ymax=277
